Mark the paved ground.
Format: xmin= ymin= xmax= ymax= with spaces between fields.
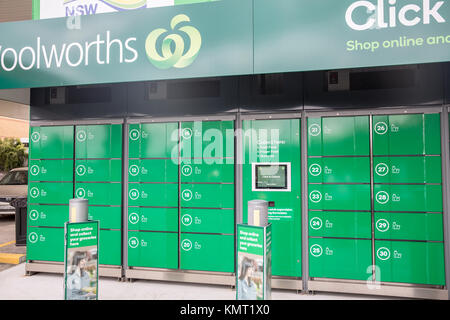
xmin=0 ymin=263 xmax=394 ymax=300
xmin=0 ymin=214 xmax=26 ymax=272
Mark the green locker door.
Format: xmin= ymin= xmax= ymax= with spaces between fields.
xmin=374 ymin=212 xmax=443 ymax=241
xmin=128 ymin=183 xmax=178 ymax=207
xmin=374 ymin=184 xmax=443 ymax=213
xmin=308 ymin=157 xmax=370 ymax=184
xmin=99 ymin=230 xmax=122 ymax=266
xmin=75 ymin=124 xmax=122 ymax=159
xmin=180 ymin=161 xmax=234 ymax=184
xmin=243 ymin=118 xmax=301 ymax=277
xmin=308 ymin=211 xmax=371 ymax=239
xmin=88 ymin=206 xmax=122 ymax=230
xmin=75 ymin=183 xmax=122 ymax=206
xmin=180 ymin=184 xmax=234 ymax=209
xmin=308 ymin=184 xmax=371 ymax=211
xmin=128 ymin=159 xmax=178 ymax=183
xmin=180 ymin=209 xmax=234 ymax=234
xmin=372 ymin=114 xmax=441 ymax=156
xmin=180 ymin=233 xmax=234 ymax=273
xmin=309 ymin=238 xmax=372 ymax=281
xmin=75 ymin=159 xmax=122 ymax=182
xmin=27 ymin=227 xmax=65 ymax=262
xmin=375 ymin=240 xmax=445 ymax=286
xmin=128 ymin=122 xmax=179 ymax=159
xmin=180 ymin=121 xmax=235 ymax=159
xmin=308 ymin=116 xmax=370 ymax=156
xmin=29 ymin=160 xmax=73 ymax=182
xmin=28 ymin=182 xmax=73 ymax=205
xmin=27 ymin=205 xmax=69 ymax=228
xmin=373 ymin=156 xmax=442 ymax=184
xmin=128 ymin=207 xmax=178 ymax=232
xmin=128 ymin=231 xmax=178 ymax=269
xmin=29 ymin=126 xmax=74 ymax=159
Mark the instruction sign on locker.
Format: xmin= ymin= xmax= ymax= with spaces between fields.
xmin=243 ymin=118 xmax=301 ymax=278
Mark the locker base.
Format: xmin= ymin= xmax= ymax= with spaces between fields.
xmin=125 ymin=268 xmax=303 ymax=291
xmin=26 ymin=261 xmax=123 ymax=278
xmin=308 ymin=279 xmax=448 ymax=300
xmin=125 ymin=267 xmax=235 ymax=286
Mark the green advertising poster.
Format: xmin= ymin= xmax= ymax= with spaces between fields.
xmin=64 ymin=221 xmax=99 ymax=300
xmin=236 ymin=224 xmax=272 ymax=300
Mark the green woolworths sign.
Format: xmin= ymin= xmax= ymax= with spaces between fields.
xmin=0 ymin=0 xmax=448 ymax=89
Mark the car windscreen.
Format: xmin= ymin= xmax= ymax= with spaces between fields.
xmin=0 ymin=171 xmax=28 ymax=185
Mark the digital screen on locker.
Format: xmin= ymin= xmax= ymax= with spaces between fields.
xmin=253 ymin=163 xmax=291 ymax=191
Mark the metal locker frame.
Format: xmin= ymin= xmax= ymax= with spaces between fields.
xmin=240 ymin=112 xmax=304 ymax=291
xmin=303 ymin=106 xmax=449 ymax=300
xmin=124 ymin=115 xmax=236 ymax=286
xmin=26 ymin=119 xmax=125 ymax=279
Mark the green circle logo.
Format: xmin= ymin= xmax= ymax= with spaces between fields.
xmin=145 ymin=14 xmax=202 ymax=69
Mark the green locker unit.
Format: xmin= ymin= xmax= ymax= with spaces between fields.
xmin=27 ymin=227 xmax=65 ymax=262
xmin=27 ymin=125 xmax=75 ymax=266
xmin=75 ymin=123 xmax=123 ymax=267
xmin=372 ymin=113 xmax=445 ymax=288
xmin=127 ymin=122 xmax=180 ymax=271
xmin=243 ymin=118 xmax=302 ymax=278
xmin=128 ymin=231 xmax=178 ymax=269
xmin=375 ymin=241 xmax=445 ymax=286
xmin=179 ymin=233 xmax=234 ymax=273
xmin=309 ymin=238 xmax=372 ymax=281
xmin=307 ymin=116 xmax=372 ymax=282
xmin=29 ymin=126 xmax=74 ymax=160
xmin=27 ymin=205 xmax=69 ymax=228
xmin=179 ymin=120 xmax=235 ymax=273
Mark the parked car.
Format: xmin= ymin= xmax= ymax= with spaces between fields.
xmin=0 ymin=167 xmax=28 ymax=215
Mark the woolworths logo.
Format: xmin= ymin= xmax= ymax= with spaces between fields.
xmin=145 ymin=14 xmax=202 ymax=69
xmin=0 ymin=14 xmax=199 ymax=73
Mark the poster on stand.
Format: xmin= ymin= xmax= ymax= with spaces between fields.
xmin=236 ymin=224 xmax=271 ymax=300
xmin=64 ymin=220 xmax=99 ymax=300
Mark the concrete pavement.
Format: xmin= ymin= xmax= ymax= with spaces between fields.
xmin=0 ymin=263 xmax=396 ymax=300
